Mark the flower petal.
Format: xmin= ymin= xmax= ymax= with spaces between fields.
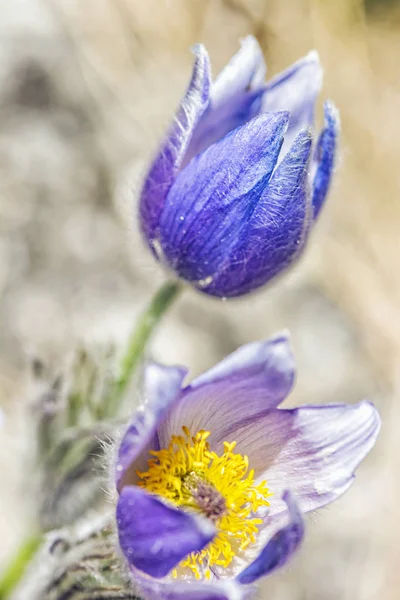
xmin=159 ymin=111 xmax=289 ymax=284
xmin=132 ymin=569 xmax=248 ymax=600
xmin=237 ymin=491 xmax=304 ymax=584
xmin=116 ymin=364 xmax=186 ymax=491
xmin=212 ymin=35 xmax=266 ymax=106
xmin=139 ymin=45 xmax=211 ymax=253
xmin=262 ymin=51 xmax=322 ymax=152
xmin=202 ymin=130 xmax=312 ymax=297
xmin=312 ymin=101 xmax=340 ymax=219
xmin=185 ymin=36 xmax=267 ymax=160
xmin=117 ymin=486 xmax=215 ymax=578
xmin=230 ymin=401 xmax=380 ymax=515
xmin=158 ymin=334 xmax=294 ymax=449
xmin=184 ymin=89 xmax=265 ymax=165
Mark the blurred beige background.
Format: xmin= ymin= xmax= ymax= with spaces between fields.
xmin=1 ymin=0 xmax=400 ymax=598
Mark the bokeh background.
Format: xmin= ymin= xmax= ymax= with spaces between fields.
xmin=1 ymin=0 xmax=400 ymax=598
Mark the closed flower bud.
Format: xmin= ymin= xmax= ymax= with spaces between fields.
xmin=139 ymin=37 xmax=339 ymax=297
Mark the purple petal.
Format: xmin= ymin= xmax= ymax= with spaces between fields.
xmin=203 ymin=130 xmax=312 ymax=297
xmin=237 ymin=491 xmax=304 ymax=584
xmin=230 ymin=401 xmax=380 ymax=515
xmin=312 ymin=101 xmax=340 ymax=219
xmin=132 ymin=570 xmax=249 ymax=600
xmin=159 ymin=112 xmax=289 ymax=284
xmin=116 ymin=364 xmax=186 ymax=491
xmin=262 ymin=51 xmax=322 ymax=153
xmin=139 ymin=45 xmax=211 ymax=253
xmin=185 ymin=36 xmax=267 ymax=160
xmin=158 ymin=334 xmax=295 ymax=450
xmin=117 ymin=486 xmax=215 ymax=578
xmin=212 ymin=36 xmax=266 ymax=106
xmin=183 ymin=89 xmax=265 ymax=165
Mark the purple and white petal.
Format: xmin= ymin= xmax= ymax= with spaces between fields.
xmin=230 ymin=401 xmax=380 ymax=518
xmin=212 ymin=36 xmax=266 ymax=106
xmin=159 ymin=112 xmax=289 ymax=284
xmin=116 ymin=364 xmax=186 ymax=491
xmin=183 ymin=88 xmax=265 ymax=165
xmin=139 ymin=45 xmax=211 ymax=252
xmin=262 ymin=51 xmax=322 ymax=153
xmin=117 ymin=486 xmax=215 ymax=578
xmin=237 ymin=491 xmax=304 ymax=584
xmin=312 ymin=101 xmax=340 ymax=219
xmin=158 ymin=334 xmax=294 ymax=449
xmin=202 ymin=130 xmax=312 ymax=298
xmin=132 ymin=569 xmax=249 ymax=600
xmin=185 ymin=37 xmax=267 ymax=160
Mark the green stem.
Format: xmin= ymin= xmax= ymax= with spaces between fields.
xmin=107 ymin=280 xmax=182 ymax=416
xmin=0 ymin=534 xmax=42 ymax=599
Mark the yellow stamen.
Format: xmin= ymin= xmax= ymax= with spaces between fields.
xmin=136 ymin=426 xmax=272 ymax=579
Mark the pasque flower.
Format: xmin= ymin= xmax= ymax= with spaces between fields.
xmin=139 ymin=37 xmax=339 ymax=297
xmin=115 ymin=334 xmax=379 ymax=600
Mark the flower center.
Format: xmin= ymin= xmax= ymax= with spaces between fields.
xmin=136 ymin=427 xmax=272 ymax=579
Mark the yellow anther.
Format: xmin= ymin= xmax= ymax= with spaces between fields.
xmin=136 ymin=425 xmax=272 ymax=578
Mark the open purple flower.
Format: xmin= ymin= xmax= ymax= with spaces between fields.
xmin=115 ymin=334 xmax=379 ymax=600
xmin=139 ymin=37 xmax=339 ymax=298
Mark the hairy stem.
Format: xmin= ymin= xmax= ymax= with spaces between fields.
xmin=106 ymin=280 xmax=182 ymax=417
xmin=0 ymin=534 xmax=42 ymax=599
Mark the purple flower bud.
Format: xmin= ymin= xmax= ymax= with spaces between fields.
xmin=139 ymin=37 xmax=339 ymax=298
